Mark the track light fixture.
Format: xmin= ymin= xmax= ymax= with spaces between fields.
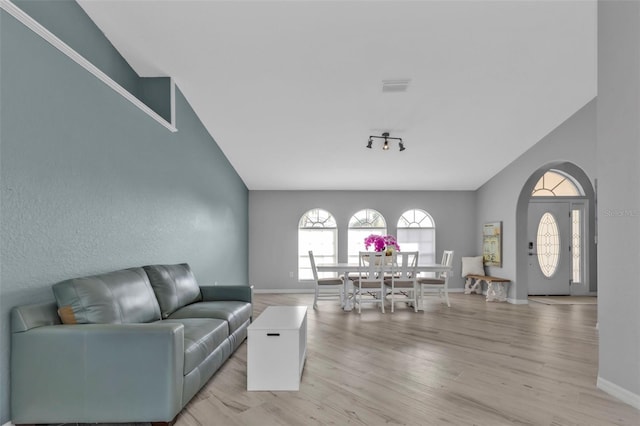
xmin=366 ymin=132 xmax=405 ymax=151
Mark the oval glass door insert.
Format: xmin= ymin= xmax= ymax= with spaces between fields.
xmin=537 ymin=212 xmax=560 ymax=278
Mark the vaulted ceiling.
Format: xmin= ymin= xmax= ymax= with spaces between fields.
xmin=78 ymin=0 xmax=597 ymax=190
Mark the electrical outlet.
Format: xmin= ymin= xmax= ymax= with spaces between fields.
xmin=289 ymin=271 xmax=294 ymax=278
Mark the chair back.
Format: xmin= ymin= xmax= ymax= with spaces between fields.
xmin=391 ymin=251 xmax=419 ymax=281
xmin=308 ymin=250 xmax=320 ymax=282
xmin=357 ymin=251 xmax=386 ymax=286
xmin=439 ymin=250 xmax=454 ymax=279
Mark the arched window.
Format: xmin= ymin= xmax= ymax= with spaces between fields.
xmin=348 ymin=209 xmax=386 ymax=264
xmin=298 ymin=208 xmax=337 ymax=280
xmin=397 ymin=209 xmax=436 ymax=266
xmin=532 ymin=170 xmax=583 ymax=197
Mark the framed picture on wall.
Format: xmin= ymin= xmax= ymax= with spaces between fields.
xmin=483 ymin=221 xmax=502 ymax=267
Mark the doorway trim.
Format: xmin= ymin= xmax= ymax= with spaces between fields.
xmin=516 ymin=162 xmax=597 ymax=300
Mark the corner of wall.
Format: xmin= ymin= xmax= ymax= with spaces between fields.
xmin=597 ymin=376 xmax=640 ymax=410
xmin=0 ymin=0 xmax=177 ymax=132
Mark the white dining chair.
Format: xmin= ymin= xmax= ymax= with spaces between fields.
xmin=309 ymin=251 xmax=344 ymax=309
xmin=417 ymin=250 xmax=454 ymax=308
xmin=385 ymin=251 xmax=419 ymax=313
xmin=354 ymin=251 xmax=387 ymax=313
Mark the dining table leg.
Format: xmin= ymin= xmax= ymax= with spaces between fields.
xmin=342 ymin=276 xmax=354 ymax=311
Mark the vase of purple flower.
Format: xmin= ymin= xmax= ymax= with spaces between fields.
xmin=363 ymin=234 xmax=400 ymax=264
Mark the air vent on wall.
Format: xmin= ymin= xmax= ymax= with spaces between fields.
xmin=382 ymin=79 xmax=411 ymax=93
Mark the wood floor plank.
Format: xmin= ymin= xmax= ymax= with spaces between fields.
xmin=62 ymin=294 xmax=640 ymax=426
xmin=171 ymin=293 xmax=639 ymax=426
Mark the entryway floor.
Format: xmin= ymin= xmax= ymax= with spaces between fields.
xmin=528 ymin=295 xmax=597 ymax=304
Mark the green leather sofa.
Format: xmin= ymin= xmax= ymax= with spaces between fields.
xmin=10 ymin=263 xmax=253 ymax=425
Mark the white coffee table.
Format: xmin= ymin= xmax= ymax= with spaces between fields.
xmin=247 ymin=305 xmax=307 ymax=391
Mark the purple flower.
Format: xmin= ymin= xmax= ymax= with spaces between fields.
xmin=363 ymin=234 xmax=401 ymax=252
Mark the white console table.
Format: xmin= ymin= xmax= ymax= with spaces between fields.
xmin=247 ymin=305 xmax=307 ymax=391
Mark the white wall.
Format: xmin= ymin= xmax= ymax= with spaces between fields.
xmin=248 ymin=190 xmax=476 ymax=291
xmin=475 ymin=99 xmax=597 ymax=302
xmin=596 ymin=0 xmax=640 ymax=407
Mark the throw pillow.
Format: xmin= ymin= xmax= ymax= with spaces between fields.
xmin=461 ymin=256 xmax=485 ymax=277
xmin=57 ymin=305 xmax=78 ymax=324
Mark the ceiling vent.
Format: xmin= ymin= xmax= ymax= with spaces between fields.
xmin=382 ymin=79 xmax=411 ymax=93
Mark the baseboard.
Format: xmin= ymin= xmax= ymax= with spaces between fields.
xmin=253 ymin=288 xmax=467 ymax=294
xmin=597 ymin=376 xmax=640 ymax=410
xmin=508 ymin=297 xmax=529 ymax=304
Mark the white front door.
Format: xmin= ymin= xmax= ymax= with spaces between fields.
xmin=527 ymin=201 xmax=571 ymax=295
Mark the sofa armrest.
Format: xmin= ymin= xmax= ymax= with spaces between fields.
xmin=11 ymin=322 xmax=185 ymax=424
xmin=200 ymin=284 xmax=253 ymax=303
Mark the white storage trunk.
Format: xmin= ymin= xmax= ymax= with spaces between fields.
xmin=247 ymin=305 xmax=307 ymax=391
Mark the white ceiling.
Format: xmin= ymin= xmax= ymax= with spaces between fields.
xmin=78 ymin=0 xmax=597 ymax=190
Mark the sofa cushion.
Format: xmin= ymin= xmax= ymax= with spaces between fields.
xmin=52 ymin=267 xmax=161 ymax=324
xmin=161 ymin=318 xmax=229 ymax=375
xmin=168 ymin=301 xmax=252 ymax=335
xmin=143 ymin=263 xmax=202 ymax=318
xmin=11 ymin=302 xmax=61 ymax=332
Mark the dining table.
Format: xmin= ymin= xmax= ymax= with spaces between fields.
xmin=316 ymin=262 xmax=452 ymax=311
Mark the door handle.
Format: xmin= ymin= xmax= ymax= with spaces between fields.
xmin=528 ymin=252 xmax=537 ymax=256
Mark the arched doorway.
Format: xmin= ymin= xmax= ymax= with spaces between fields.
xmin=516 ymin=162 xmax=597 ymax=298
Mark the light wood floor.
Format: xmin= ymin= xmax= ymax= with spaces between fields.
xmin=175 ymin=293 xmax=639 ymax=426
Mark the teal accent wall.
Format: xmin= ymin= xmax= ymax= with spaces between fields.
xmin=0 ymin=6 xmax=248 ymax=422
xmin=14 ymin=0 xmax=141 ymax=97
xmin=139 ymin=76 xmax=173 ymax=123
xmin=13 ymin=0 xmax=173 ymax=122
